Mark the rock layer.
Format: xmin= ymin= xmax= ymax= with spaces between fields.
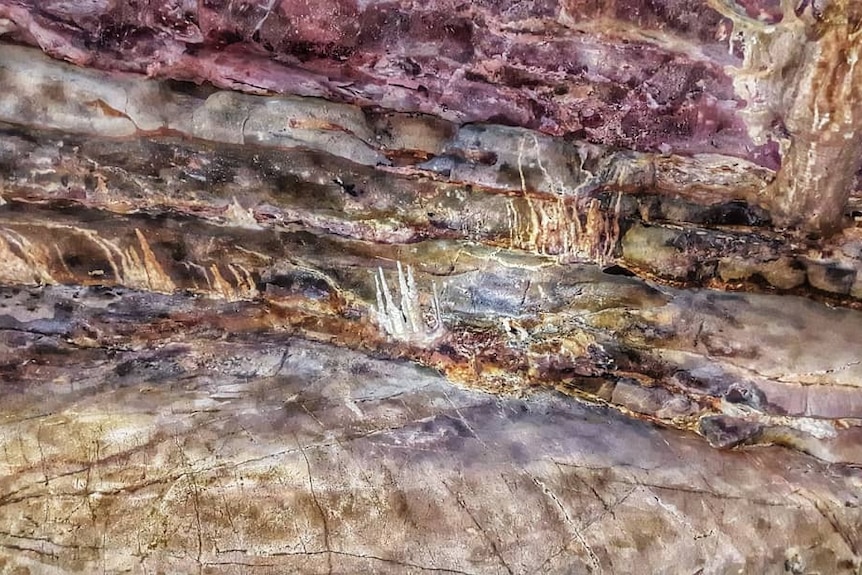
xmin=2 ymin=314 xmax=860 ymax=574
xmin=0 ymin=0 xmax=774 ymax=163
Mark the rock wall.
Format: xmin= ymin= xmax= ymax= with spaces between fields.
xmin=1 ymin=1 xmax=862 ymax=573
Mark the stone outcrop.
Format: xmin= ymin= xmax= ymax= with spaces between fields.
xmin=1 ymin=1 xmax=862 ymax=573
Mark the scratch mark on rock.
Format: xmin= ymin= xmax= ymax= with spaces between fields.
xmin=445 ymin=482 xmax=514 ymax=575
xmin=297 ymin=436 xmax=332 ymax=575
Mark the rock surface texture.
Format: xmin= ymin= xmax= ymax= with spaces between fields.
xmin=1 ymin=1 xmax=862 ymax=573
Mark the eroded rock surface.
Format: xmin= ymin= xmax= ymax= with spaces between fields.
xmin=2 ymin=2 xmax=862 ymax=573
xmin=1 ymin=298 xmax=861 ymax=574
xmin=0 ymin=0 xmax=769 ymax=163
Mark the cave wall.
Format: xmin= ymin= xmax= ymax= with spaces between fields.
xmin=1 ymin=1 xmax=862 ymax=573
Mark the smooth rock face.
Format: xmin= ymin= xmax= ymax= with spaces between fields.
xmin=1 ymin=300 xmax=860 ymax=574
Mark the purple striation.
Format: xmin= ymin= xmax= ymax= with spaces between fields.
xmin=0 ymin=0 xmax=780 ymax=167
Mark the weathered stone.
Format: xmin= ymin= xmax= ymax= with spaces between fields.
xmin=806 ymin=260 xmax=858 ymax=295
xmin=0 ymin=0 xmax=769 ymax=164
xmin=1 ymin=326 xmax=860 ymax=574
xmin=2 ymin=1 xmax=862 ymax=572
